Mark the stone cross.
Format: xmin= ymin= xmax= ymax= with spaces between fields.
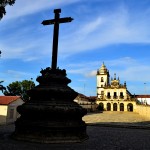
xmin=42 ymin=9 xmax=73 ymax=70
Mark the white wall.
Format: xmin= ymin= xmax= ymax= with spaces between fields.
xmin=137 ymin=98 xmax=150 ymax=105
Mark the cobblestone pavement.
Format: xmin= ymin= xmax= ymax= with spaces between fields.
xmin=0 ymin=112 xmax=150 ymax=150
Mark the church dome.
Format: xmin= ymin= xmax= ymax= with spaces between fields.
xmin=98 ymin=62 xmax=109 ymax=74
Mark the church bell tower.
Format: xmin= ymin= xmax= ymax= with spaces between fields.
xmin=97 ymin=63 xmax=110 ymax=99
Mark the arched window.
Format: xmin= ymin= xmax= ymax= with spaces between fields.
xmin=120 ymin=92 xmax=124 ymax=99
xmin=101 ymin=77 xmax=104 ymax=82
xmin=107 ymin=92 xmax=111 ymax=99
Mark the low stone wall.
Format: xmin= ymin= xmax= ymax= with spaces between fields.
xmin=135 ymin=105 xmax=150 ymax=120
xmin=80 ymin=104 xmax=97 ymax=112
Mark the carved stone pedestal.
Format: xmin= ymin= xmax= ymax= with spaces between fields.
xmin=12 ymin=68 xmax=88 ymax=143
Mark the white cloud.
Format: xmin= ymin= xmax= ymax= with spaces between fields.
xmin=106 ymin=57 xmax=137 ymax=67
xmin=0 ymin=69 xmax=35 ymax=87
xmin=0 ymin=30 xmax=51 ymax=61
xmin=103 ymin=58 xmax=150 ymax=83
xmin=76 ymin=17 xmax=104 ymax=38
xmin=67 ymin=61 xmax=100 ymax=77
xmin=116 ymin=66 xmax=150 ymax=82
xmin=6 ymin=69 xmax=31 ymax=76
xmin=4 ymin=0 xmax=80 ymax=20
xmin=1 ymin=1 xmax=150 ymax=61
xmin=68 ymin=69 xmax=84 ymax=74
xmin=85 ymin=70 xmax=97 ymax=77
xmin=67 ymin=56 xmax=150 ymax=95
xmin=67 ymin=57 xmax=150 ymax=83
xmin=58 ymin=4 xmax=150 ymax=56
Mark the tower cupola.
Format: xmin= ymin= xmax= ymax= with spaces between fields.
xmin=97 ymin=62 xmax=109 ymax=75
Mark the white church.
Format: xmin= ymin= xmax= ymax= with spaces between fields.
xmin=96 ymin=63 xmax=136 ymax=112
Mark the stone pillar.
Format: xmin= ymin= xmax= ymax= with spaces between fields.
xmin=117 ymin=103 xmax=120 ymax=111
xmin=111 ymin=102 xmax=113 ymax=111
xmin=103 ymin=103 xmax=107 ymax=111
xmin=124 ymin=103 xmax=127 ymax=112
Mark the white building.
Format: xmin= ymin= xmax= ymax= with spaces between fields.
xmin=0 ymin=96 xmax=24 ymax=124
xmin=74 ymin=94 xmax=97 ymax=112
xmin=135 ymin=95 xmax=150 ymax=105
xmin=96 ymin=63 xmax=136 ymax=112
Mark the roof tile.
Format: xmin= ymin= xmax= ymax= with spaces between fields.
xmin=0 ymin=96 xmax=20 ymax=105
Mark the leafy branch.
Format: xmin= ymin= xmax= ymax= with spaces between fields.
xmin=0 ymin=0 xmax=15 ymax=19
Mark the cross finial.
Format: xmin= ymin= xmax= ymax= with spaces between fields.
xmin=54 ymin=9 xmax=61 ymax=13
xmin=114 ymin=73 xmax=116 ymax=80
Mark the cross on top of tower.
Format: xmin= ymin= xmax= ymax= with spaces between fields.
xmin=42 ymin=9 xmax=73 ymax=70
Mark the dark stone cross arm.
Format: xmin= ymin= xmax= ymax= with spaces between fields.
xmin=42 ymin=17 xmax=73 ymax=25
xmin=42 ymin=9 xmax=73 ymax=70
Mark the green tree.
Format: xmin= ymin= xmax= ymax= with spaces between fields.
xmin=0 ymin=80 xmax=6 ymax=92
xmin=0 ymin=0 xmax=15 ymax=19
xmin=3 ymin=80 xmax=35 ymax=101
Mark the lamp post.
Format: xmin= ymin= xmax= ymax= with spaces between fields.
xmin=144 ymin=83 xmax=147 ymax=104
xmin=84 ymin=83 xmax=86 ymax=95
xmin=30 ymin=78 xmax=33 ymax=89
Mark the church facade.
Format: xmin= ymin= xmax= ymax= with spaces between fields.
xmin=96 ymin=63 xmax=136 ymax=112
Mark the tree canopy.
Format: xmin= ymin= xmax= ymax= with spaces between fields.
xmin=2 ymin=80 xmax=35 ymax=101
xmin=0 ymin=0 xmax=15 ymax=19
xmin=0 ymin=81 xmax=6 ymax=92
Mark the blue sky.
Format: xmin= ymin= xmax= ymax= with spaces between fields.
xmin=0 ymin=0 xmax=150 ymax=96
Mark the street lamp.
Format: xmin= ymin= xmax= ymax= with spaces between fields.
xmin=144 ymin=83 xmax=147 ymax=104
xmin=30 ymin=78 xmax=33 ymax=89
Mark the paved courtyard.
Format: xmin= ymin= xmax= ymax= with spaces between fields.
xmin=0 ymin=111 xmax=150 ymax=150
xmin=83 ymin=111 xmax=150 ymax=126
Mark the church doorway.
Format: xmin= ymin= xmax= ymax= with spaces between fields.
xmin=98 ymin=103 xmax=104 ymax=111
xmin=120 ymin=103 xmax=124 ymax=111
xmin=127 ymin=103 xmax=133 ymax=112
xmin=107 ymin=103 xmax=111 ymax=111
xmin=113 ymin=103 xmax=117 ymax=111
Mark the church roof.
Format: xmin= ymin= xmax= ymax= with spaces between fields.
xmin=127 ymin=90 xmax=132 ymax=96
xmin=0 ymin=96 xmax=21 ymax=105
xmin=88 ymin=96 xmax=97 ymax=102
xmin=76 ymin=94 xmax=96 ymax=102
xmin=135 ymin=95 xmax=150 ymax=98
